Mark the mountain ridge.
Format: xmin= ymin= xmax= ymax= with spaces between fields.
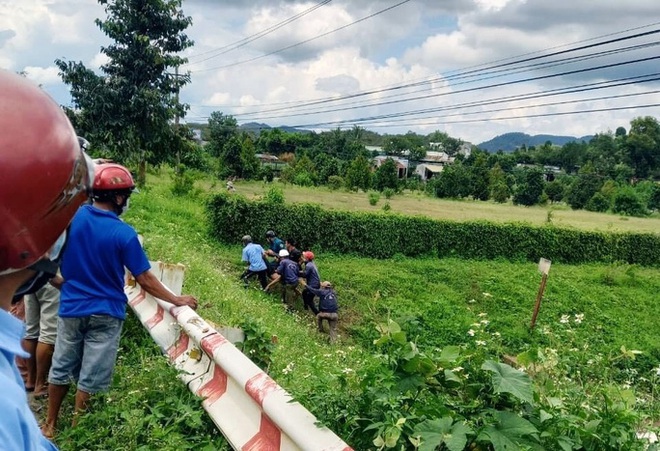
xmin=477 ymin=132 xmax=593 ymax=152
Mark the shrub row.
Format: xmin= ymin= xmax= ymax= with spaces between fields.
xmin=206 ymin=193 xmax=660 ymax=266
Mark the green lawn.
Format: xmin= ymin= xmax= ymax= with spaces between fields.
xmin=227 ymin=180 xmax=660 ymax=235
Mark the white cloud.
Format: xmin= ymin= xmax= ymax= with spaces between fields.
xmin=22 ymin=66 xmax=61 ymax=85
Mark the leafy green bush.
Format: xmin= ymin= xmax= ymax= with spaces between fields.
xmin=293 ymin=171 xmax=314 ymax=187
xmin=383 ymin=188 xmax=395 ymax=199
xmin=586 ymin=192 xmax=610 ymax=212
xmin=171 ymin=167 xmax=195 ymax=196
xmin=382 ymin=201 xmax=391 ymax=212
xmin=206 ymin=194 xmax=660 ymax=265
xmin=327 ymin=175 xmax=344 ymax=190
xmin=368 ymin=192 xmax=380 ymax=206
xmin=613 ymin=187 xmax=648 ymax=217
xmin=263 ymin=186 xmax=285 ymax=204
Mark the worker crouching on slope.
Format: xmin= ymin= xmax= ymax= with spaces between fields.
xmin=304 ymin=281 xmax=339 ymax=343
xmin=42 ymin=163 xmax=199 ymax=439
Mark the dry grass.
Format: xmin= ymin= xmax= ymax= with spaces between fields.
xmin=220 ymin=180 xmax=660 ymax=235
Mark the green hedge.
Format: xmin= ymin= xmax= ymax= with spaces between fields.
xmin=206 ymin=194 xmax=660 ymax=266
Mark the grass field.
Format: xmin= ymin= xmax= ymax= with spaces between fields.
xmin=225 ymin=180 xmax=660 ymax=235
xmin=52 ymin=169 xmax=660 ymax=450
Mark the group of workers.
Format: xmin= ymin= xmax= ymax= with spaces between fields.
xmin=240 ymin=232 xmax=340 ymax=342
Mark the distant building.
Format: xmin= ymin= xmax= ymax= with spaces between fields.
xmin=420 ymin=150 xmax=454 ymax=165
xmin=255 ymin=153 xmax=280 ymax=163
xmin=373 ymin=155 xmax=408 ymax=178
xmin=415 ymin=164 xmax=444 ymax=181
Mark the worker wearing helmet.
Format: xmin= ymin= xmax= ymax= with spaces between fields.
xmin=0 ymin=70 xmax=93 ymax=450
xmin=41 ymin=161 xmax=199 ymax=438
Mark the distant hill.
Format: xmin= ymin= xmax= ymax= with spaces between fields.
xmin=477 ymin=132 xmax=593 ymax=152
xmin=239 ymin=122 xmax=313 ymax=135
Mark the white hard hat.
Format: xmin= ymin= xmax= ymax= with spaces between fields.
xmin=278 ymin=249 xmax=289 ymax=257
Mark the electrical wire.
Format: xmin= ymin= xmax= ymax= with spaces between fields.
xmin=191 ymin=0 xmax=412 ymax=73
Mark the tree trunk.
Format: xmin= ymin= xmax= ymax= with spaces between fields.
xmin=138 ymin=158 xmax=146 ymax=187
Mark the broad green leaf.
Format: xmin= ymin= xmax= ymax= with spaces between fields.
xmin=373 ymin=435 xmax=385 ymax=449
xmin=384 ymin=426 xmax=401 ymax=448
xmin=477 ymin=411 xmax=538 ymax=451
xmin=414 ymin=417 xmax=471 ymax=451
xmin=516 ymin=349 xmax=538 ymax=366
xmin=392 ymin=331 xmax=408 ymax=344
xmin=444 ymin=369 xmax=462 ymax=384
xmin=481 ymin=360 xmax=534 ymax=404
xmin=439 ymin=346 xmax=461 ymax=364
xmin=539 ymin=409 xmax=553 ymax=423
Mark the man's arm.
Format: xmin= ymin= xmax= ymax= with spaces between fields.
xmin=134 ymin=271 xmax=198 ymax=309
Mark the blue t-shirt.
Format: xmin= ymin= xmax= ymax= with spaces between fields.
xmin=0 ymin=310 xmax=58 ymax=450
xmin=269 ymin=237 xmax=285 ymax=254
xmin=301 ymin=261 xmax=320 ymax=289
xmin=59 ymin=205 xmax=151 ymax=320
xmin=242 ymin=243 xmax=267 ymax=271
xmin=276 ymin=259 xmax=300 ymax=285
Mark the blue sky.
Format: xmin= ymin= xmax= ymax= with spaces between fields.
xmin=1 ymin=0 xmax=659 ymax=144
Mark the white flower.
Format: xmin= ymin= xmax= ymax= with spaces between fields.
xmin=478 ymin=312 xmax=488 ymax=317
xmin=480 ymin=320 xmax=490 ymax=326
xmin=471 ymin=323 xmax=481 ymax=328
xmin=342 ymin=367 xmax=354 ymax=374
xmin=492 ymin=332 xmax=501 ymax=337
xmin=574 ymin=313 xmax=584 ymax=324
xmin=476 ymin=340 xmax=487 ymax=346
xmin=467 ymin=329 xmax=476 ymax=336
xmin=482 ymin=292 xmax=492 ymax=297
xmin=467 ymin=299 xmax=477 ymax=304
xmin=452 ymin=366 xmax=464 ymax=372
xmin=654 ymin=366 xmax=660 ymax=377
xmin=282 ymin=362 xmax=294 ymax=374
xmin=560 ymin=314 xmax=570 ymax=324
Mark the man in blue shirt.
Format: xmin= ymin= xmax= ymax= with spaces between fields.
xmin=305 ymin=281 xmax=339 ymax=343
xmin=264 ymin=230 xmax=285 ymax=275
xmin=0 ymin=70 xmax=92 ymax=450
xmin=240 ymin=235 xmax=268 ymax=289
xmin=41 ymin=163 xmax=199 ymax=439
xmin=300 ymin=251 xmax=321 ymax=315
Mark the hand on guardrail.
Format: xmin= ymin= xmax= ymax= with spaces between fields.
xmin=173 ymin=295 xmax=198 ymax=310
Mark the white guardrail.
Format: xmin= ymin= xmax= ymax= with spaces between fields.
xmin=125 ymin=261 xmax=353 ymax=451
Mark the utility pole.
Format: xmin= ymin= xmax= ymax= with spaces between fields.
xmin=174 ymin=65 xmax=181 ymax=172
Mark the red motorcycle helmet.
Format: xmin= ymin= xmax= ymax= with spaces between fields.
xmin=0 ymin=70 xmax=93 ymax=273
xmin=93 ymin=163 xmax=135 ymax=193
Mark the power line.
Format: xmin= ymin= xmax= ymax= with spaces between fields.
xmin=191 ymin=0 xmax=412 ymax=73
xmin=292 ymin=75 xmax=660 ymax=128
xmin=196 ymin=26 xmax=660 ymax=116
xmin=184 ymin=0 xmax=332 ymax=67
xmin=236 ymin=41 xmax=660 ymax=121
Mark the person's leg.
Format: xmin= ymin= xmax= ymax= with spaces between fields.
xmin=23 ymin=293 xmax=41 ymax=390
xmin=34 ymin=342 xmax=55 ymax=396
xmin=44 ymin=317 xmax=85 ymax=437
xmin=72 ymin=389 xmax=92 ymax=425
xmin=76 ymin=315 xmax=123 ymax=421
xmin=35 ymin=286 xmax=59 ymax=396
xmin=302 ymin=289 xmax=319 ymax=315
xmin=257 ymin=270 xmax=268 ymax=290
xmin=317 ymin=315 xmax=324 ymax=332
xmin=22 ymin=338 xmax=37 ymax=390
xmin=328 ymin=314 xmax=338 ymax=343
xmin=42 ymin=383 xmax=69 ymax=438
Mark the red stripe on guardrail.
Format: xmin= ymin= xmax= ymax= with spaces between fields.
xmin=167 ymin=332 xmax=190 ymax=360
xmin=241 ymin=413 xmax=281 ymax=451
xmin=198 ymin=364 xmax=228 ymax=404
xmin=245 ymin=372 xmax=279 ymax=408
xmin=128 ymin=289 xmax=146 ymax=307
xmin=200 ymin=333 xmax=229 ymax=356
xmin=145 ymin=304 xmax=164 ymax=329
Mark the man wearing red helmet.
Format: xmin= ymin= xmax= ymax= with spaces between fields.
xmin=0 ymin=70 xmax=94 ymax=450
xmin=300 ymin=251 xmax=321 ymax=315
xmin=41 ymin=162 xmax=199 ymax=438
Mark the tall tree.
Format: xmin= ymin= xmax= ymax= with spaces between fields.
xmin=56 ymin=0 xmax=193 ymax=186
xmin=373 ymin=158 xmax=399 ymax=192
xmin=624 ymin=116 xmax=660 ymax=178
xmin=345 ymin=155 xmax=372 ymax=192
xmin=207 ymin=112 xmax=238 ymax=158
